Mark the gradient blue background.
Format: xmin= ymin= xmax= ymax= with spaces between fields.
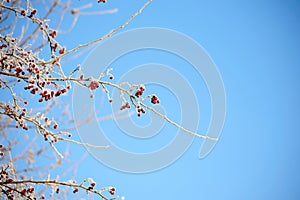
xmin=70 ymin=1 xmax=300 ymax=199
xmin=8 ymin=0 xmax=300 ymax=199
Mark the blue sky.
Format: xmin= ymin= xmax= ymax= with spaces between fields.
xmin=7 ymin=0 xmax=300 ymax=199
xmin=69 ymin=1 xmax=300 ymax=199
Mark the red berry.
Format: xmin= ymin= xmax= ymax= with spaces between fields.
xmin=31 ymin=9 xmax=37 ymax=15
xmin=59 ymin=48 xmax=65 ymax=55
xmin=54 ymin=124 xmax=58 ymax=129
xmin=50 ymin=30 xmax=57 ymax=38
xmin=109 ymin=187 xmax=115 ymax=195
xmin=20 ymin=10 xmax=26 ymax=16
xmin=55 ymin=90 xmax=62 ymax=97
xmin=6 ymin=178 xmax=13 ymax=183
xmin=139 ymin=84 xmax=145 ymax=91
xmin=88 ymin=80 xmax=99 ymax=90
xmin=151 ymin=95 xmax=159 ymax=104
xmin=20 ymin=189 xmax=26 ymax=196
xmin=135 ymin=89 xmax=143 ymax=97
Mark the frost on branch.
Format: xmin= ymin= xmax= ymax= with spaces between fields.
xmin=0 ymin=0 xmax=154 ymax=199
xmin=0 ymin=0 xmax=217 ymax=198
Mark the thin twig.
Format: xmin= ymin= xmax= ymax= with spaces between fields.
xmin=39 ymin=0 xmax=152 ymax=65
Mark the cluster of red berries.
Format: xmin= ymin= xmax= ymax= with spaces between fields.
xmin=98 ymin=0 xmax=106 ymax=3
xmin=5 ymin=186 xmax=35 ymax=200
xmin=0 ymin=50 xmax=34 ymax=72
xmin=19 ymin=8 xmax=64 ymax=55
xmin=0 ymin=55 xmax=22 ymax=72
xmin=43 ymin=122 xmax=59 ymax=141
xmin=88 ymin=182 xmax=96 ymax=190
xmin=88 ymin=80 xmax=99 ymax=90
xmin=136 ymin=106 xmax=146 ymax=117
xmin=20 ymin=187 xmax=34 ymax=196
xmin=20 ymin=9 xmax=37 ymax=18
xmin=24 ymin=80 xmax=69 ymax=102
xmin=0 ymin=50 xmax=63 ymax=104
xmin=3 ymin=104 xmax=29 ymax=131
xmin=43 ymin=131 xmax=49 ymax=141
xmin=28 ymin=9 xmax=37 ymax=18
xmin=50 ymin=30 xmax=57 ymax=38
xmin=135 ymin=84 xmax=146 ymax=97
xmin=12 ymin=61 xmax=38 ymax=76
xmin=151 ymin=95 xmax=160 ymax=104
xmin=109 ymin=187 xmax=116 ymax=195
xmin=0 ymin=169 xmax=36 ymax=199
xmin=72 ymin=181 xmax=96 ymax=194
xmin=18 ymin=110 xmax=26 ymax=119
xmin=0 ymin=168 xmax=10 ymax=182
